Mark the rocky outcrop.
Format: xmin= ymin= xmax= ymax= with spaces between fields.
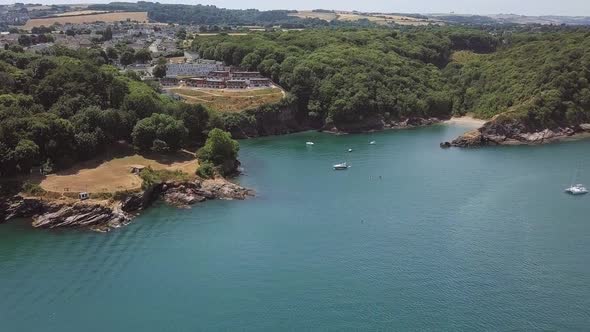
xmin=0 ymin=195 xmax=45 ymax=222
xmin=440 ymin=141 xmax=452 ymax=148
xmin=32 ymin=203 xmax=130 ymax=231
xmin=161 ymin=178 xmax=254 ymax=208
xmin=451 ymin=119 xmax=590 ymax=147
xmin=0 ymin=177 xmax=253 ymax=232
xmin=0 ymin=195 xmax=130 ymax=232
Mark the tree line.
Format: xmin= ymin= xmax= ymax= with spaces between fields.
xmin=87 ymin=2 xmax=379 ymax=28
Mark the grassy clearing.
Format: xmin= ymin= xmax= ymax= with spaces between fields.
xmin=23 ymin=12 xmax=148 ymax=30
xmin=36 ymin=143 xmax=197 ymax=194
xmin=169 ymin=87 xmax=284 ymax=113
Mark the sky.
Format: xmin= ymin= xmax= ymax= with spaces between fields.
xmin=2 ymin=0 xmax=589 ymax=16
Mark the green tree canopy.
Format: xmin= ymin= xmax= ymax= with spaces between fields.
xmin=197 ymin=128 xmax=239 ymax=166
xmin=131 ymin=113 xmax=188 ymax=151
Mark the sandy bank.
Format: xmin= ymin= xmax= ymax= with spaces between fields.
xmin=444 ymin=116 xmax=487 ymax=127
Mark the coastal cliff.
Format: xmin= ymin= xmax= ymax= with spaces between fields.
xmin=224 ymin=102 xmax=311 ymax=139
xmin=0 ymin=178 xmax=253 ymax=232
xmin=322 ymin=115 xmax=444 ymax=134
xmin=449 ymin=119 xmax=590 ymax=147
xmin=226 ymin=103 xmax=445 ymax=138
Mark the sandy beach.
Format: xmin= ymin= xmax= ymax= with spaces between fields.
xmin=444 ymin=116 xmax=487 ymax=127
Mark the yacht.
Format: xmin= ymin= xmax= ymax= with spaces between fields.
xmin=333 ymin=162 xmax=350 ymax=170
xmin=565 ymin=167 xmax=588 ymax=195
xmin=369 ymin=141 xmax=376 ymax=145
xmin=306 ymin=142 xmax=314 ymax=146
xmin=565 ymin=184 xmax=588 ymax=195
xmin=348 ymin=148 xmax=353 ymax=152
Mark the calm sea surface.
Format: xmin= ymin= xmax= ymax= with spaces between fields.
xmin=2 ymin=124 xmax=590 ymax=331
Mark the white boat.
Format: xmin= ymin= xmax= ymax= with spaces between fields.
xmin=306 ymin=142 xmax=314 ymax=146
xmin=348 ymin=148 xmax=353 ymax=152
xmin=565 ymin=167 xmax=588 ymax=195
xmin=565 ymin=184 xmax=588 ymax=195
xmin=369 ymin=141 xmax=376 ymax=145
xmin=333 ymin=162 xmax=350 ymax=170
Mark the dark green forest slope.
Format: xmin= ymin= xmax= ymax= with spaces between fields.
xmin=445 ymin=31 xmax=590 ymax=130
xmin=193 ymin=27 xmax=590 ymax=131
xmin=0 ymin=46 xmax=214 ymax=176
xmin=192 ymin=28 xmax=498 ymax=126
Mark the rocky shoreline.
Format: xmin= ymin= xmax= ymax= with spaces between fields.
xmin=321 ymin=116 xmax=444 ymax=134
xmin=0 ymin=178 xmax=253 ymax=232
xmin=445 ymin=119 xmax=590 ymax=147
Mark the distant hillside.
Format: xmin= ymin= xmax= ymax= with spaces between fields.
xmin=88 ymin=2 xmax=307 ymax=26
xmin=489 ymin=14 xmax=590 ymax=25
xmin=429 ymin=13 xmax=590 ymax=26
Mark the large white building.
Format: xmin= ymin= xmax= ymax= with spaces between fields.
xmin=165 ymin=63 xmax=224 ymax=78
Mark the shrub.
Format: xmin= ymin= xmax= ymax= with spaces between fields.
xmin=21 ymin=181 xmax=46 ymax=196
xmin=132 ymin=113 xmax=188 ymax=151
xmin=139 ymin=167 xmax=191 ymax=189
xmin=196 ymin=161 xmax=215 ymax=179
xmin=197 ymin=128 xmax=239 ymax=166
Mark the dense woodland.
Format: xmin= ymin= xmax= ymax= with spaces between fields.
xmin=192 ymin=27 xmax=498 ymax=125
xmin=0 ymin=46 xmax=236 ymax=177
xmin=444 ymin=31 xmax=590 ymax=129
xmin=192 ymin=26 xmax=590 ymax=130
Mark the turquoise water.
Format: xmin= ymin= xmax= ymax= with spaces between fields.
xmin=2 ymin=124 xmax=590 ymax=331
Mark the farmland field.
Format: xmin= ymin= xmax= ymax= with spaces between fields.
xmin=289 ymin=10 xmax=439 ymax=26
xmin=23 ymin=11 xmax=148 ymax=30
xmin=289 ymin=10 xmax=338 ymax=21
xmin=54 ymin=10 xmax=108 ymax=17
xmin=168 ymin=87 xmax=284 ymax=113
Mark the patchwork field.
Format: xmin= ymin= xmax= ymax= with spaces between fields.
xmin=290 ymin=10 xmax=338 ymax=21
xmin=23 ymin=11 xmax=149 ymax=30
xmin=54 ymin=10 xmax=108 ymax=17
xmin=289 ymin=10 xmax=438 ymax=26
xmin=168 ymin=87 xmax=285 ymax=113
xmin=37 ymin=144 xmax=197 ymax=194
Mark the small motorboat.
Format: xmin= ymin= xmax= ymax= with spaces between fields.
xmin=306 ymin=142 xmax=314 ymax=146
xmin=348 ymin=148 xmax=353 ymax=152
xmin=369 ymin=141 xmax=376 ymax=145
xmin=565 ymin=184 xmax=588 ymax=195
xmin=333 ymin=162 xmax=350 ymax=170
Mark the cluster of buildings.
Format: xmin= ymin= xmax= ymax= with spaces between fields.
xmin=0 ymin=9 xmax=274 ymax=91
xmin=161 ymin=64 xmax=272 ymax=90
xmin=0 ymin=19 xmax=181 ymax=54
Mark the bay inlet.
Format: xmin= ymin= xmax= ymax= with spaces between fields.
xmin=1 ymin=123 xmax=590 ymax=330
